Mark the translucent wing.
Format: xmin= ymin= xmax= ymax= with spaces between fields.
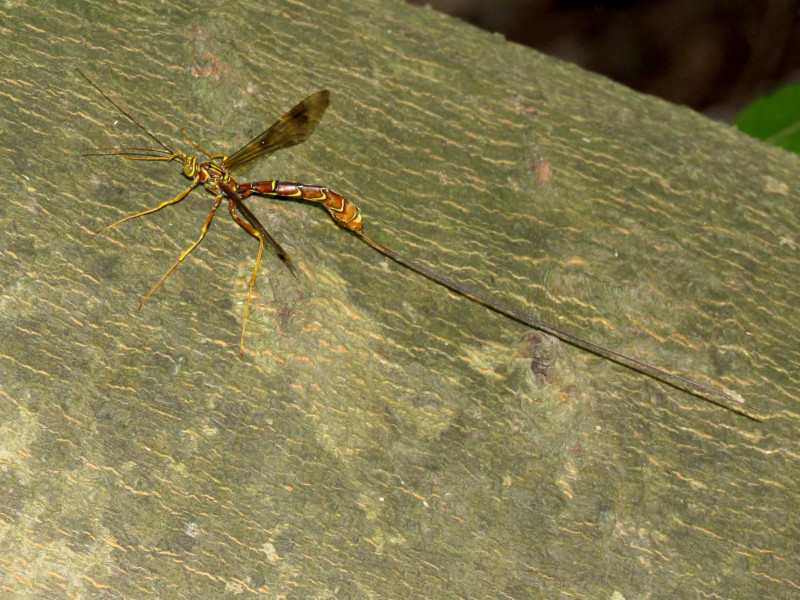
xmin=222 ymin=90 xmax=330 ymax=173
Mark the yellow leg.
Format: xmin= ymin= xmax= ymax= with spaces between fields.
xmin=229 ymin=199 xmax=265 ymax=358
xmin=137 ymin=194 xmax=223 ymax=310
xmin=94 ymin=178 xmax=199 ymax=235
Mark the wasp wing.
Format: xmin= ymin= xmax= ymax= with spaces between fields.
xmin=222 ymin=90 xmax=330 ymax=173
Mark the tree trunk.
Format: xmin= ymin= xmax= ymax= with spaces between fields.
xmin=1 ymin=1 xmax=797 ymax=598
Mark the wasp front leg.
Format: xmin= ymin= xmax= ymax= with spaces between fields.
xmin=94 ymin=178 xmax=200 ymax=235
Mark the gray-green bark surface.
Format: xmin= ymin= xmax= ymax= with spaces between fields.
xmin=1 ymin=1 xmax=798 ymax=598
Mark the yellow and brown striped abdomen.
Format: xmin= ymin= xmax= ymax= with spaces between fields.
xmin=236 ymin=180 xmax=363 ymax=233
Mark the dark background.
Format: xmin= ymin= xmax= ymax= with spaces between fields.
xmin=408 ymin=0 xmax=800 ymax=120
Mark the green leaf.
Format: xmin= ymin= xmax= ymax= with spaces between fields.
xmin=736 ymin=81 xmax=800 ymax=154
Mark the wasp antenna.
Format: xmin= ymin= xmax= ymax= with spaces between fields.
xmin=78 ymin=68 xmax=176 ymax=155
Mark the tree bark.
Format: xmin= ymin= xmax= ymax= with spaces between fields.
xmin=1 ymin=0 xmax=798 ymax=598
